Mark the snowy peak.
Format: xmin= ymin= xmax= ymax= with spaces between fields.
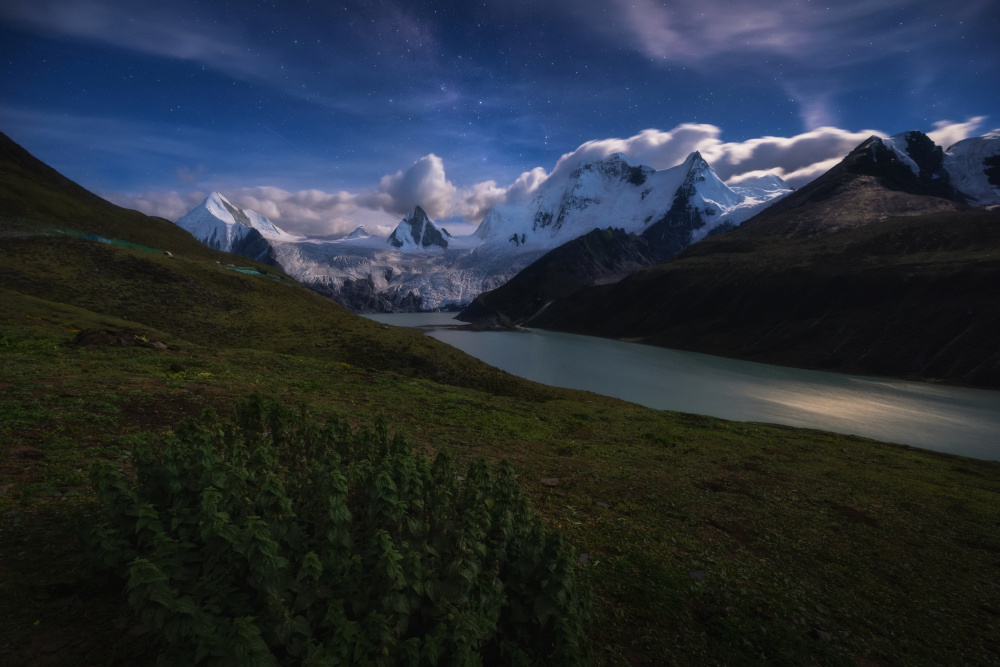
xmin=387 ymin=206 xmax=449 ymax=250
xmin=472 ymin=150 xmax=790 ymax=253
xmin=204 ymin=191 xmax=251 ymax=228
xmin=569 ymin=152 xmax=653 ymax=187
xmin=729 ymin=173 xmax=791 ymax=193
xmin=851 ymin=132 xmax=960 ymax=201
xmin=684 ymin=151 xmax=711 ymax=174
xmin=200 ymin=192 xmax=288 ymax=237
xmin=944 ymin=130 xmax=1000 ymax=205
xmin=175 ymin=191 xmax=292 ymax=253
xmin=345 ymin=225 xmax=371 ymax=239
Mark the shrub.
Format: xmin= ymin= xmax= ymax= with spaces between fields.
xmin=89 ymin=395 xmax=589 ymax=665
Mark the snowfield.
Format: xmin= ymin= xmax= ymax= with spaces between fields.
xmin=175 ymin=151 xmax=801 ymax=311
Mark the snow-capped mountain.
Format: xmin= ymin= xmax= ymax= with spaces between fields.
xmin=474 ymin=152 xmax=787 ymax=252
xmin=173 ymin=154 xmax=790 ymax=311
xmin=175 ymin=192 xmax=295 ymax=252
xmin=345 ymin=226 xmax=372 ymax=239
xmin=387 ymin=206 xmax=451 ymax=249
xmin=944 ymin=130 xmax=1000 ymax=205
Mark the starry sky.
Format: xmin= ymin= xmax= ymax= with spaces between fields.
xmin=2 ymin=0 xmax=998 ymax=237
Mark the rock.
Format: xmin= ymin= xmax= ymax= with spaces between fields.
xmin=169 ymin=362 xmax=184 ymax=373
xmin=163 ymin=251 xmax=173 ymax=257
xmin=810 ymin=629 xmax=833 ymax=642
xmin=151 ymin=341 xmax=168 ymax=350
xmin=40 ymin=636 xmax=69 ymax=653
xmin=688 ymin=570 xmax=706 ymax=582
xmin=595 ymin=501 xmax=608 ymax=508
xmin=540 ymin=478 xmax=559 ymax=487
xmin=578 ymin=553 xmax=590 ymax=564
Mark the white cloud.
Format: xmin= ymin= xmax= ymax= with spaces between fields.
xmin=547 ymin=125 xmax=722 ymax=181
xmin=702 ymin=126 xmax=881 ymax=183
xmin=928 ymin=116 xmax=987 ymax=151
xmin=370 ymin=154 xmax=457 ymax=219
xmin=111 ymin=117 xmax=990 ymax=238
xmin=538 ymin=123 xmax=882 ymax=190
xmin=0 ymin=0 xmax=277 ymax=83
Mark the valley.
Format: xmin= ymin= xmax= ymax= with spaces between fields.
xmin=2 ymin=130 xmax=1000 ymax=665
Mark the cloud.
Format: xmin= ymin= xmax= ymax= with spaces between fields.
xmin=614 ymin=0 xmax=807 ymax=62
xmin=369 ymin=154 xmax=458 ymax=219
xmin=546 ymin=125 xmax=723 ymax=181
xmin=589 ymin=0 xmax=989 ymax=70
xmin=110 ymin=117 xmax=989 ymax=238
xmin=108 ymin=190 xmax=206 ymax=222
xmin=702 ymin=126 xmax=881 ymax=183
xmin=0 ymin=0 xmax=268 ymax=80
xmin=928 ymin=116 xmax=988 ymax=151
xmin=540 ymin=123 xmax=881 ymax=189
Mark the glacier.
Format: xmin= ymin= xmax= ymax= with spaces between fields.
xmin=174 ymin=152 xmax=793 ymax=312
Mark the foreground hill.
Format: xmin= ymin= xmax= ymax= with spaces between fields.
xmin=468 ymin=132 xmax=1000 ymax=387
xmin=2 ymin=130 xmax=999 ymax=666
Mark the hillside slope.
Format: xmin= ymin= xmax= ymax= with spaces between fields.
xmin=532 ymin=208 xmax=1000 ymax=387
xmin=0 ymin=131 xmax=541 ymax=397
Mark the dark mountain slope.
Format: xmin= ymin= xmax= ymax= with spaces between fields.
xmin=734 ymin=134 xmax=966 ymax=238
xmin=532 ymin=208 xmax=1000 ymax=387
xmin=0 ymin=131 xmax=220 ymax=257
xmin=466 ymin=131 xmax=1000 ymax=386
xmin=0 ymin=131 xmax=544 ymax=397
xmin=459 ymin=227 xmax=660 ymax=327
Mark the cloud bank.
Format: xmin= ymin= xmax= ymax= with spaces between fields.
xmin=111 ymin=117 xmax=988 ymax=238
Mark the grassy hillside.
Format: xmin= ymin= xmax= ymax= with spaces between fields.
xmin=533 ymin=208 xmax=1000 ymax=388
xmin=3 ymin=131 xmax=1000 ymax=665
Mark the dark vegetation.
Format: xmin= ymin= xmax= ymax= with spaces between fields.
xmin=89 ymin=396 xmax=588 ymax=665
xmin=3 ymin=130 xmax=1000 ymax=665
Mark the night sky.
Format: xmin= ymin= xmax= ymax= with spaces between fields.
xmin=2 ymin=0 xmax=998 ymax=237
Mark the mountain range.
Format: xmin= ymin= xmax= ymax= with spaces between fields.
xmin=174 ymin=150 xmax=792 ymax=311
xmin=462 ymin=129 xmax=1000 ymax=387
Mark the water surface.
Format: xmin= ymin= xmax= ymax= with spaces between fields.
xmin=366 ymin=312 xmax=1000 ymax=461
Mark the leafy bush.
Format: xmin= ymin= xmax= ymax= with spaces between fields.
xmin=89 ymin=395 xmax=589 ymax=666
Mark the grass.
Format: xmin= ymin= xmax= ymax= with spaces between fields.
xmin=2 ymin=305 xmax=999 ymax=666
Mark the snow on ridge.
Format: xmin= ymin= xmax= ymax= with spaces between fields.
xmin=176 ymin=152 xmax=791 ymax=310
xmin=881 ymin=133 xmax=921 ymax=176
xmin=945 ymin=131 xmax=1000 ymax=205
xmin=175 ymin=191 xmax=295 ymax=252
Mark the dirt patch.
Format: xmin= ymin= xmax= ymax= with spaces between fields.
xmin=118 ymin=392 xmax=215 ymax=432
xmin=838 ymin=505 xmax=878 ymax=526
xmin=65 ymin=328 xmax=170 ymax=351
xmin=695 ymin=478 xmax=753 ymax=497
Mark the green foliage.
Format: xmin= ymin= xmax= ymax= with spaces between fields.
xmin=88 ymin=395 xmax=590 ymax=666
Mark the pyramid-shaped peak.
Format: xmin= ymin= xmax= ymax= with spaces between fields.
xmin=405 ymin=205 xmax=430 ymax=221
xmin=345 ymin=225 xmax=371 ymax=239
xmin=388 ymin=205 xmax=448 ymax=250
xmin=686 ymin=151 xmax=710 ymax=169
xmin=602 ymin=152 xmax=632 ymax=165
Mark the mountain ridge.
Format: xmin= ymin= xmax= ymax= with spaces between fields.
xmin=468 ymin=130 xmax=1000 ymax=387
xmin=174 ymin=150 xmax=789 ymax=312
